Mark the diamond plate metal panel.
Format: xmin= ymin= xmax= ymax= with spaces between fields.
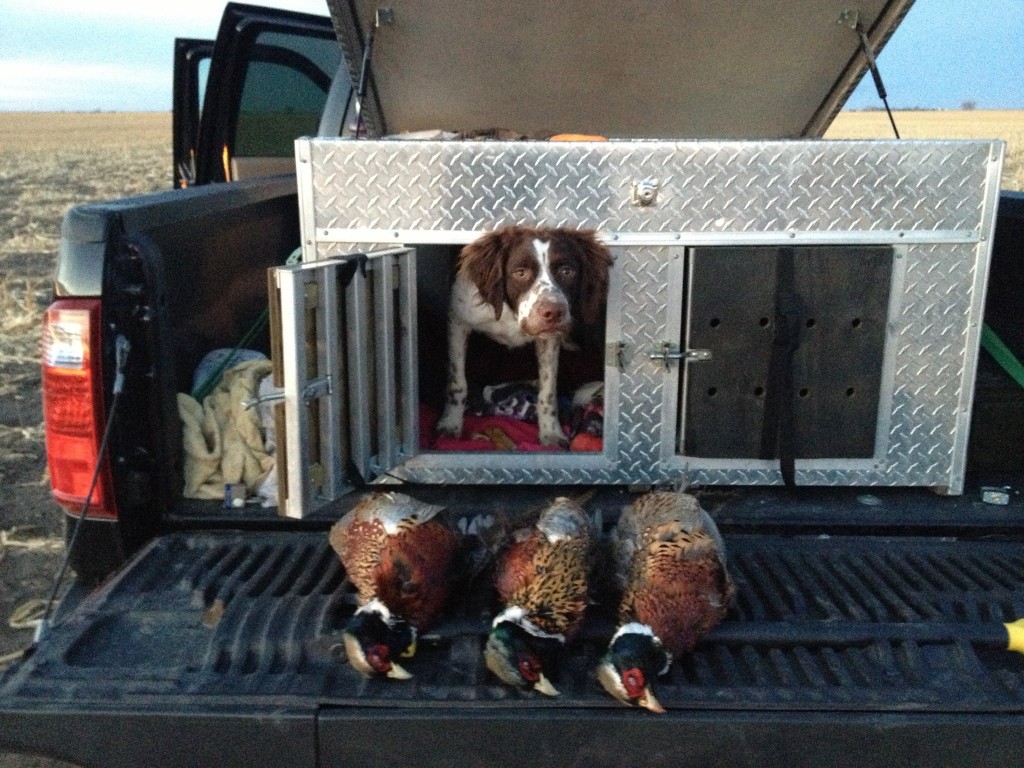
xmin=295 ymin=138 xmax=1002 ymax=491
xmin=616 ymin=246 xmax=676 ymax=481
xmin=887 ymin=243 xmax=976 ymax=484
xmin=304 ymin=139 xmax=994 ymax=236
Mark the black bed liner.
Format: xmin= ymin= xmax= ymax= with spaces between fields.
xmin=6 ymin=489 xmax=1024 ymax=716
xmin=4 ymin=488 xmax=1024 ymax=766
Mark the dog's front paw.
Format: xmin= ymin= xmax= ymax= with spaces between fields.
xmin=436 ymin=408 xmax=465 ymax=438
xmin=538 ymin=426 xmax=569 ymax=448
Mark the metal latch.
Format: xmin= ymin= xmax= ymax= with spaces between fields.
xmin=981 ymin=486 xmax=1013 ymax=505
xmin=650 ymin=343 xmax=712 ymax=369
xmin=631 ymin=180 xmax=659 ymax=207
xmin=242 ymin=376 xmax=332 ymax=410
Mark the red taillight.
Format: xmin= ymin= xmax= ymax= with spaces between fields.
xmin=41 ymin=299 xmax=117 ymax=520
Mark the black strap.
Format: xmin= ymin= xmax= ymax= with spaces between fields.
xmin=760 ymin=248 xmax=801 ymax=487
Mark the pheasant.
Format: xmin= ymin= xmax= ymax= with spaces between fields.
xmin=329 ymin=492 xmax=459 ymax=679
xmin=598 ymin=491 xmax=734 ymax=713
xmin=485 ymin=496 xmax=595 ymax=696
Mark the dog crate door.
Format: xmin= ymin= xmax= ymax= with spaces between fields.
xmin=680 ymin=245 xmax=894 ymax=466
xmin=271 ymin=249 xmax=418 ymax=518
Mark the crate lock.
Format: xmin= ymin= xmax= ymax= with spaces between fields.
xmin=631 ymin=180 xmax=660 ymax=207
xmin=650 ymin=342 xmax=712 ymax=369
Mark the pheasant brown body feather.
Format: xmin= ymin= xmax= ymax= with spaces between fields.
xmin=613 ymin=491 xmax=734 ymax=655
xmin=329 ymin=492 xmax=458 ymax=631
xmin=495 ymin=497 xmax=593 ymax=639
xmin=599 ymin=491 xmax=734 ymax=711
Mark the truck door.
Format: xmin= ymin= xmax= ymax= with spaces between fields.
xmin=173 ymin=2 xmax=343 ymax=187
xmin=172 ymin=38 xmax=213 ymax=188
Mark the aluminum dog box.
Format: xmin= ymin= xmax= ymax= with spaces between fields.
xmin=269 ymin=137 xmax=1003 ymax=517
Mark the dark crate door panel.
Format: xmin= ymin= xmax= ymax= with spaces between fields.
xmin=684 ymin=246 xmax=893 ymax=459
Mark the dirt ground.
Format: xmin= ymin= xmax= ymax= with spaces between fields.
xmin=0 ymin=111 xmax=172 ymax=768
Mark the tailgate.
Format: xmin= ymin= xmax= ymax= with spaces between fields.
xmin=3 ymin=489 xmax=1024 ymax=767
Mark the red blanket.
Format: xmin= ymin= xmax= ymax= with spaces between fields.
xmin=421 ymin=407 xmax=599 ymax=452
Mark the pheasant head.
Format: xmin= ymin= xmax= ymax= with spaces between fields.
xmin=597 ymin=623 xmax=670 ymax=713
xmin=342 ymin=598 xmax=416 ymax=680
xmin=484 ymin=606 xmax=563 ymax=696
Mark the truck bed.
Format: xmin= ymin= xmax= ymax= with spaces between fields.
xmin=3 ymin=486 xmax=1023 ymax=767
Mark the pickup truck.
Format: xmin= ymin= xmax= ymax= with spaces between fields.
xmin=2 ymin=1 xmax=1024 ymax=766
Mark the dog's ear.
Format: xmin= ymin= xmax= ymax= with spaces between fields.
xmin=458 ymin=229 xmax=511 ymax=320
xmin=563 ymin=229 xmax=613 ymax=326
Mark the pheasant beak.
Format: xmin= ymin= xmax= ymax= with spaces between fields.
xmin=386 ymin=661 xmax=413 ymax=680
xmin=533 ymin=673 xmax=560 ymax=697
xmin=637 ymin=687 xmax=666 ymax=714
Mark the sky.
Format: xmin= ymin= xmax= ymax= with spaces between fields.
xmin=0 ymin=0 xmax=1021 ymax=112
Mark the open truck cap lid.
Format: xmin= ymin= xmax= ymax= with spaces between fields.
xmin=325 ymin=0 xmax=913 ymax=139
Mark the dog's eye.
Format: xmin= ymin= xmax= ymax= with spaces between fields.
xmin=512 ymin=267 xmax=532 ymax=280
xmin=557 ymin=266 xmax=577 ymax=279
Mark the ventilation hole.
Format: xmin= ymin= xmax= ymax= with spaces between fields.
xmin=759 ymin=317 xmax=770 ymax=327
xmin=754 ymin=386 xmax=765 ymax=397
xmin=798 ymin=388 xmax=810 ymax=398
xmin=707 ymin=387 xmax=718 ymax=397
xmin=805 ymin=318 xmax=816 ymax=328
xmin=851 ymin=318 xmax=862 ymax=328
xmin=846 ymin=387 xmax=856 ymax=397
xmin=709 ymin=317 xmax=721 ymax=328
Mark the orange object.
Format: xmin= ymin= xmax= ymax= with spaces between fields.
xmin=549 ymin=134 xmax=608 ymax=142
xmin=471 ymin=426 xmax=517 ymax=451
xmin=570 ymin=433 xmax=603 ymax=452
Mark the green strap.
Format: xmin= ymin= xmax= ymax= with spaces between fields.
xmin=982 ymin=323 xmax=1024 ymax=391
xmin=189 ymin=248 xmax=302 ymax=402
xmin=190 ymin=308 xmax=270 ymax=402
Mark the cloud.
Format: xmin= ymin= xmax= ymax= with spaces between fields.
xmin=0 ymin=1 xmax=332 ymax=109
xmin=10 ymin=0 xmax=326 ymax=25
xmin=0 ymin=58 xmax=168 ymax=111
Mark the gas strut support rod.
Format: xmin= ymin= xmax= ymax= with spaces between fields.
xmin=838 ymin=8 xmax=901 ymax=139
xmin=354 ymin=7 xmax=395 ymax=137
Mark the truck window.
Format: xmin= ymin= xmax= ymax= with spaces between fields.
xmin=234 ymin=32 xmax=342 ymax=159
xmin=190 ymin=5 xmax=345 ymax=185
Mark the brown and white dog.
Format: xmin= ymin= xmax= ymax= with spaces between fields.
xmin=436 ymin=226 xmax=613 ymax=446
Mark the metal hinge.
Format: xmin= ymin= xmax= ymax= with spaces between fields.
xmin=650 ymin=342 xmax=712 ymax=369
xmin=606 ymin=341 xmax=627 ymax=370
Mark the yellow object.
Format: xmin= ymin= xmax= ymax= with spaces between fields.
xmin=1005 ymin=618 xmax=1024 ymax=653
xmin=549 ymin=133 xmax=607 ymax=142
xmin=401 ymin=638 xmax=417 ymax=659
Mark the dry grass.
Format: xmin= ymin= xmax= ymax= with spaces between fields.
xmin=0 ymin=111 xmax=171 ymax=152
xmin=826 ymin=109 xmax=1024 ymax=191
xmin=0 ymin=112 xmax=171 ymax=280
xmin=0 ymin=111 xmax=171 ymax=489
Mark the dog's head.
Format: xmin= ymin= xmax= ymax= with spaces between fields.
xmin=458 ymin=226 xmax=613 ymax=336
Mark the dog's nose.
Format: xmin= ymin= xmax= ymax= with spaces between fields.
xmin=537 ymin=301 xmax=564 ymax=324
